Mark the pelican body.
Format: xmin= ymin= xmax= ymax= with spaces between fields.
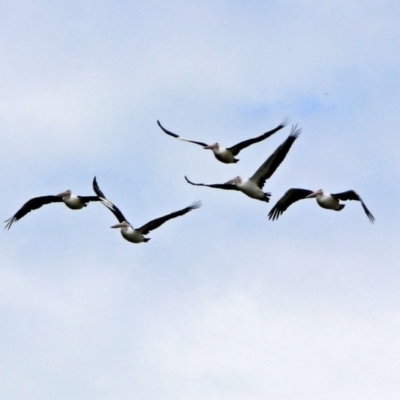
xmin=93 ymin=177 xmax=201 ymax=243
xmin=110 ymin=221 xmax=150 ymax=243
xmin=268 ymin=188 xmax=375 ymax=223
xmin=308 ymin=190 xmax=345 ymax=211
xmin=157 ymin=118 xmax=289 ymax=164
xmin=59 ymin=190 xmax=91 ymax=209
xmin=202 ymin=143 xmax=237 ymax=163
xmin=5 ymin=189 xmax=100 ymax=229
xmin=185 ymin=124 xmax=301 ymax=202
xmin=224 ymin=176 xmax=269 ymax=200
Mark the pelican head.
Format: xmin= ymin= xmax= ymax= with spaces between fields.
xmin=57 ymin=190 xmax=71 ymax=199
xmin=305 ymin=189 xmax=324 ymax=198
xmin=203 ymin=143 xmax=219 ymax=150
xmin=111 ymin=221 xmax=130 ymax=229
xmin=225 ymin=176 xmax=242 ymax=185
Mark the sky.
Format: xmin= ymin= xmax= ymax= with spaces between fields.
xmin=1 ymin=1 xmax=400 ymax=399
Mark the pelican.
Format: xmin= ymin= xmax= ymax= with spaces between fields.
xmin=4 ymin=188 xmax=101 ymax=230
xmin=157 ymin=118 xmax=289 ymax=164
xmin=93 ymin=177 xmax=201 ymax=243
xmin=268 ymin=188 xmax=375 ymax=223
xmin=184 ymin=125 xmax=301 ymax=202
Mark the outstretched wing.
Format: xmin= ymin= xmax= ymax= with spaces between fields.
xmin=268 ymin=188 xmax=313 ymax=220
xmin=157 ymin=120 xmax=208 ymax=147
xmin=4 ymin=195 xmax=63 ymax=229
xmin=184 ymin=176 xmax=240 ymax=191
xmin=228 ymin=117 xmax=289 ymax=156
xmin=331 ymin=190 xmax=375 ymax=223
xmin=92 ymin=177 xmax=130 ymax=224
xmin=250 ymin=124 xmax=301 ymax=189
xmin=137 ymin=201 xmax=202 ymax=235
xmin=77 ymin=196 xmax=101 ymax=204
xmin=92 ymin=177 xmax=107 ymax=199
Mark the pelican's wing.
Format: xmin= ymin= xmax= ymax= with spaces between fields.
xmin=92 ymin=177 xmax=107 ymax=199
xmin=331 ymin=190 xmax=375 ymax=223
xmin=227 ymin=117 xmax=289 ymax=156
xmin=77 ymin=196 xmax=101 ymax=204
xmin=137 ymin=201 xmax=202 ymax=235
xmin=4 ymin=195 xmax=63 ymax=229
xmin=157 ymin=120 xmax=208 ymax=147
xmin=250 ymin=124 xmax=301 ymax=189
xmin=184 ymin=176 xmax=240 ymax=191
xmin=92 ymin=177 xmax=130 ymax=224
xmin=268 ymin=188 xmax=313 ymax=220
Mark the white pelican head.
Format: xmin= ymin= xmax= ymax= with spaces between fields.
xmin=203 ymin=143 xmax=219 ymax=150
xmin=225 ymin=176 xmax=242 ymax=185
xmin=57 ymin=190 xmax=71 ymax=199
xmin=305 ymin=189 xmax=324 ymax=198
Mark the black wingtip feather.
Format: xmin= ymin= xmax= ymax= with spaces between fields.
xmin=362 ymin=203 xmax=375 ymax=224
xmin=263 ymin=192 xmax=271 ymax=202
xmin=280 ymin=116 xmax=290 ymax=127
xmin=185 ymin=176 xmax=193 ymax=184
xmin=92 ymin=176 xmax=106 ymax=199
xmin=289 ymin=124 xmax=302 ymax=138
xmin=4 ymin=217 xmax=15 ymax=230
xmin=188 ymin=200 xmax=202 ymax=210
xmin=268 ymin=208 xmax=281 ymax=221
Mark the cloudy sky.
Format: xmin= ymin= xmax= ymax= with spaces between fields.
xmin=1 ymin=1 xmax=400 ymax=399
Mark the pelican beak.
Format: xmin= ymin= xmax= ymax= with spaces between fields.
xmin=203 ymin=144 xmax=213 ymax=149
xmin=111 ymin=223 xmax=124 ymax=229
xmin=305 ymin=190 xmax=319 ymax=199
xmin=56 ymin=190 xmax=70 ymax=197
xmin=225 ymin=177 xmax=238 ymax=185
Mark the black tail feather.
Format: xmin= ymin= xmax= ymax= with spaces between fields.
xmin=263 ymin=192 xmax=271 ymax=203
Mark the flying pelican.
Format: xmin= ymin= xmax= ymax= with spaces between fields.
xmin=157 ymin=118 xmax=289 ymax=164
xmin=93 ymin=177 xmax=201 ymax=243
xmin=268 ymin=188 xmax=375 ymax=223
xmin=184 ymin=125 xmax=301 ymax=202
xmin=4 ymin=188 xmax=101 ymax=229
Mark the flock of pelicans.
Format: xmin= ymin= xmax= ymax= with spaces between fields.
xmin=5 ymin=119 xmax=375 ymax=243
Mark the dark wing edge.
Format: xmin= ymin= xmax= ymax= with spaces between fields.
xmin=228 ymin=117 xmax=290 ymax=156
xmin=184 ymin=176 xmax=240 ymax=191
xmin=251 ymin=124 xmax=301 ymax=189
xmin=331 ymin=190 xmax=375 ymax=223
xmin=268 ymin=188 xmax=313 ymax=220
xmin=92 ymin=176 xmax=107 ymax=198
xmin=157 ymin=120 xmax=208 ymax=147
xmin=77 ymin=196 xmax=101 ymax=204
xmin=92 ymin=177 xmax=129 ymax=224
xmin=137 ymin=200 xmax=202 ymax=235
xmin=4 ymin=195 xmax=63 ymax=230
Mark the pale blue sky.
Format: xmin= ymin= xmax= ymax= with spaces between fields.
xmin=1 ymin=1 xmax=400 ymax=399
